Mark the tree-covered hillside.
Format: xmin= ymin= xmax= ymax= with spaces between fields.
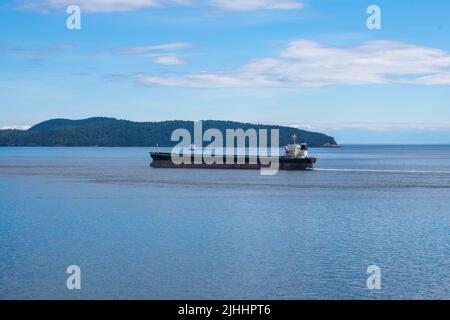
xmin=0 ymin=118 xmax=337 ymax=147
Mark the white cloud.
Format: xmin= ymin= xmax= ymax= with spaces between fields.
xmin=209 ymin=0 xmax=305 ymax=11
xmin=290 ymin=122 xmax=450 ymax=132
xmin=137 ymin=73 xmax=251 ymax=87
xmin=153 ymin=56 xmax=185 ymax=65
xmin=0 ymin=43 xmax=75 ymax=56
xmin=117 ymin=42 xmax=192 ymax=55
xmin=130 ymin=40 xmax=450 ymax=88
xmin=17 ymin=0 xmax=304 ymax=13
xmin=18 ymin=0 xmax=162 ymax=13
xmin=0 ymin=125 xmax=31 ymax=130
xmin=410 ymin=72 xmax=450 ymax=85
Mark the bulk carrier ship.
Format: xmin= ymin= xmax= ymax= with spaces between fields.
xmin=150 ymin=140 xmax=316 ymax=171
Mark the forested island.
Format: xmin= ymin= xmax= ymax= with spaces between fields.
xmin=0 ymin=117 xmax=337 ymax=147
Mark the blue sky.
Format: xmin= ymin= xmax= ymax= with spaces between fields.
xmin=1 ymin=0 xmax=450 ymax=143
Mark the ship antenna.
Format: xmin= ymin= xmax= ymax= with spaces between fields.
xmin=292 ymin=133 xmax=297 ymax=145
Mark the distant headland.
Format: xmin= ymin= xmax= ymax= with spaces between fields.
xmin=0 ymin=117 xmax=338 ymax=148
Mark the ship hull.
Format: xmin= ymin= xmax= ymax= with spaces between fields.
xmin=150 ymin=152 xmax=316 ymax=170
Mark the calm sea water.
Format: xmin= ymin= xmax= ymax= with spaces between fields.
xmin=0 ymin=146 xmax=449 ymax=300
